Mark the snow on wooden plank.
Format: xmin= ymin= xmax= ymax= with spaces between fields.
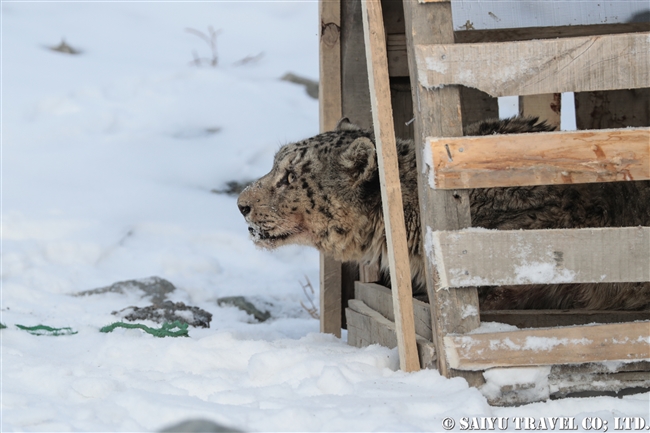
xmin=415 ymin=32 xmax=650 ymax=96
xmin=444 ymin=321 xmax=650 ymax=370
xmin=428 ymin=127 xmax=650 ymax=189
xmin=431 ymin=227 xmax=650 ymax=289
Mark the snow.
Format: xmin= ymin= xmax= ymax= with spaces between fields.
xmin=1 ymin=2 xmax=648 ymax=432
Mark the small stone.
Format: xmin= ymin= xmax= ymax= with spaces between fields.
xmin=217 ymin=296 xmax=271 ymax=322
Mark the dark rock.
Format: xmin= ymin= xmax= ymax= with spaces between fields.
xmin=217 ymin=296 xmax=271 ymax=322
xmin=74 ymin=277 xmax=176 ymax=305
xmin=113 ymin=301 xmax=212 ymax=328
xmin=160 ymin=419 xmax=243 ymax=432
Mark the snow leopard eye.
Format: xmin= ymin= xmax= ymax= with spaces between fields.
xmin=287 ymin=172 xmax=296 ymax=184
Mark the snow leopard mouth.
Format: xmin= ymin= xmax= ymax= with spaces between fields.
xmin=248 ymin=226 xmax=292 ymax=243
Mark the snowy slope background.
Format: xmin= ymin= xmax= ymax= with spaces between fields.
xmin=1 ymin=2 xmax=648 ymax=432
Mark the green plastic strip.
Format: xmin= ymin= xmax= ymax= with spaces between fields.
xmin=100 ymin=321 xmax=189 ymax=338
xmin=15 ymin=324 xmax=78 ymax=336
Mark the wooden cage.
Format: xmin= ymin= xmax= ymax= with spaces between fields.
xmin=318 ymin=0 xmax=650 ymax=404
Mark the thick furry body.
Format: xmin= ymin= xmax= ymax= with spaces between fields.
xmin=238 ymin=117 xmax=650 ymax=310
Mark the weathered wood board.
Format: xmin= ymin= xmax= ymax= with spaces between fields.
xmin=445 ymin=321 xmax=650 ymax=370
xmin=427 ymin=127 xmax=650 ymax=189
xmin=484 ymin=362 xmax=650 ymax=405
xmin=355 ymin=282 xmax=433 ymax=341
xmin=403 ymin=0 xmax=482 ymax=384
xmin=318 ymin=0 xmax=343 ymax=337
xmin=431 ymin=227 xmax=650 ymax=289
xmin=415 ymin=32 xmax=650 ymax=96
xmin=355 ymin=281 xmax=650 ymax=330
xmin=362 ymin=0 xmax=420 ymax=372
xmin=346 ymin=300 xmax=437 ymax=369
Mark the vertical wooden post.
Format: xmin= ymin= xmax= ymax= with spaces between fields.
xmin=402 ymin=0 xmax=483 ymax=384
xmin=519 ymin=93 xmax=562 ymax=129
xmin=319 ymin=0 xmax=343 ymax=337
xmin=361 ymin=0 xmax=420 ymax=372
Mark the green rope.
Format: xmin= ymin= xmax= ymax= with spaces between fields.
xmin=100 ymin=320 xmax=189 ymax=338
xmin=15 ymin=324 xmax=78 ymax=336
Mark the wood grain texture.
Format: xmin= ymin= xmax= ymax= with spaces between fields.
xmin=346 ymin=300 xmax=437 ymax=369
xmin=402 ymin=0 xmax=481 ymax=383
xmin=431 ymin=227 xmax=650 ymax=289
xmin=355 ymin=282 xmax=433 ymax=341
xmin=356 ymin=281 xmax=650 ymax=331
xmin=320 ymin=255 xmax=342 ymax=336
xmin=415 ymin=32 xmax=650 ymax=96
xmin=362 ymin=0 xmax=419 ymax=372
xmin=444 ymin=321 xmax=650 ymax=370
xmin=428 ymin=127 xmax=650 ymax=189
xmin=318 ymin=0 xmax=342 ymax=337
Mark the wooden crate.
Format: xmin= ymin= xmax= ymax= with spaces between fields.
xmin=319 ymin=0 xmax=650 ymax=404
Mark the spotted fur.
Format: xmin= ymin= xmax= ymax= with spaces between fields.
xmin=238 ymin=117 xmax=650 ymax=310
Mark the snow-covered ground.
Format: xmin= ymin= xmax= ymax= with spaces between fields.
xmin=1 ymin=2 xmax=648 ymax=432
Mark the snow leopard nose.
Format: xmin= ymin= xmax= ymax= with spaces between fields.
xmin=237 ymin=194 xmax=251 ymax=217
xmin=238 ymin=203 xmax=251 ymax=217
xmin=237 ymin=205 xmax=251 ymax=216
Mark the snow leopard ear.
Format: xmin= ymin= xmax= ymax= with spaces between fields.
xmin=340 ymin=137 xmax=377 ymax=184
xmin=335 ymin=117 xmax=361 ymax=132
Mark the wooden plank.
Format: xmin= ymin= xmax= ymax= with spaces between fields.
xmin=455 ymin=22 xmax=650 ymax=44
xmin=320 ymin=255 xmax=342 ymax=336
xmin=482 ymin=310 xmax=650 ymax=329
xmin=519 ymin=94 xmax=561 ymax=130
xmin=428 ymin=127 xmax=650 ymax=190
xmin=445 ymin=321 xmax=650 ymax=370
xmin=415 ymin=32 xmax=650 ymax=97
xmin=356 ymin=281 xmax=650 ymax=330
xmin=432 ymin=227 xmax=650 ymax=289
xmin=340 ymin=0 xmax=377 ymax=300
xmin=318 ymin=0 xmax=342 ymax=337
xmin=403 ymin=0 xmax=482 ymax=384
xmin=483 ymin=363 xmax=650 ymax=405
xmin=361 ymin=0 xmax=419 ymax=373
xmin=575 ymin=88 xmax=650 ymax=130
xmin=355 ymin=281 xmax=433 ymax=341
xmin=346 ymin=301 xmax=437 ymax=369
xmin=384 ymin=24 xmax=650 ymax=77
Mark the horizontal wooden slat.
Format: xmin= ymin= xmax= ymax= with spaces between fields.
xmin=355 ymin=282 xmax=433 ymax=340
xmin=415 ymin=32 xmax=650 ymax=96
xmin=455 ymin=22 xmax=650 ymax=44
xmin=427 ymin=128 xmax=650 ymax=189
xmin=345 ymin=300 xmax=436 ymax=369
xmin=481 ymin=310 xmax=650 ymax=328
xmin=445 ymin=321 xmax=650 ymax=370
xmin=356 ymin=281 xmax=650 ymax=329
xmin=431 ymin=227 xmax=650 ymax=289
